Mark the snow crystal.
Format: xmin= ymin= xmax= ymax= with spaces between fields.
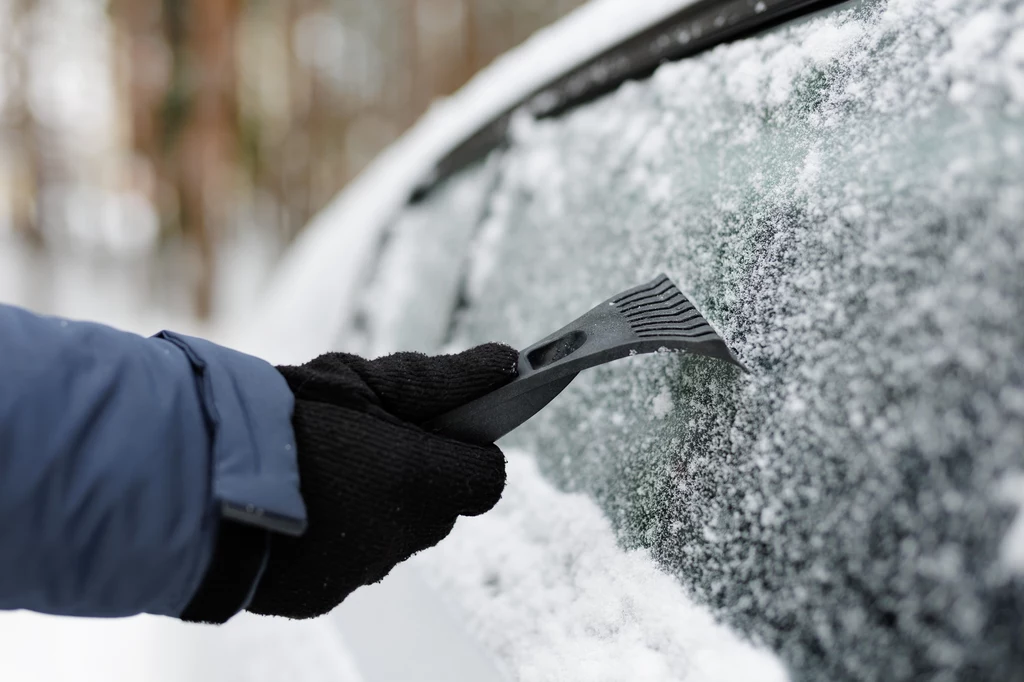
xmin=997 ymin=473 xmax=1024 ymax=575
xmin=415 ymin=451 xmax=789 ymax=682
xmin=651 ymin=386 xmax=674 ymax=419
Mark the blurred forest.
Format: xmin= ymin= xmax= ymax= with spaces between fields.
xmin=0 ymin=0 xmax=583 ymax=323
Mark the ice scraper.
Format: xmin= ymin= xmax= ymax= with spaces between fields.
xmin=423 ymin=274 xmax=745 ymax=445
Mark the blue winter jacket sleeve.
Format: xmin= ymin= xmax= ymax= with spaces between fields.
xmin=0 ymin=304 xmax=307 ymax=619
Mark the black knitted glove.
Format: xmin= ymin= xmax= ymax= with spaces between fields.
xmin=239 ymin=342 xmax=518 ymax=620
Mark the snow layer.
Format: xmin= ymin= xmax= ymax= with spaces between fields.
xmin=0 ymin=612 xmax=185 ymax=682
xmin=417 ymin=451 xmax=790 ymax=682
xmin=166 ymin=614 xmax=364 ymax=682
xmin=360 ymin=0 xmax=1024 ymax=680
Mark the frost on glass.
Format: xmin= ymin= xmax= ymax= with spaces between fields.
xmin=345 ymin=155 xmax=500 ymax=358
xmin=365 ymin=0 xmax=1024 ymax=679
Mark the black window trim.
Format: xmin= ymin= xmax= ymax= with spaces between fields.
xmin=411 ymin=0 xmax=847 ymax=201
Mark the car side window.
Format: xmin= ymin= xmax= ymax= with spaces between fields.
xmin=351 ymin=0 xmax=1024 ymax=678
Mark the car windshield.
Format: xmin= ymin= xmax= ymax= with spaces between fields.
xmin=350 ymin=0 xmax=1024 ymax=678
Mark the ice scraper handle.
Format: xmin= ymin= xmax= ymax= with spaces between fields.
xmin=422 ymin=274 xmax=746 ymax=445
xmin=422 ymin=354 xmax=579 ymax=445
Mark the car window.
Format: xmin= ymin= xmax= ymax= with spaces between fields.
xmin=348 ymin=0 xmax=1024 ymax=679
xmin=345 ymin=155 xmax=502 ymax=359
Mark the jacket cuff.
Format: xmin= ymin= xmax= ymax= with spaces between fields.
xmin=156 ymin=331 xmax=308 ymax=537
xmin=180 ymin=518 xmax=270 ymax=624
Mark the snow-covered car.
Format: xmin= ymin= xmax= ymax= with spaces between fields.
xmin=242 ymin=0 xmax=1024 ymax=680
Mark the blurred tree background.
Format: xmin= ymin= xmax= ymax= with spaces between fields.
xmin=0 ymin=0 xmax=584 ymax=323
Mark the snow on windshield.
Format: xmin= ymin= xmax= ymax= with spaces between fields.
xmin=360 ymin=0 xmax=1024 ymax=679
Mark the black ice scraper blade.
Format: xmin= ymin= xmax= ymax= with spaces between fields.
xmin=422 ymin=274 xmax=746 ymax=445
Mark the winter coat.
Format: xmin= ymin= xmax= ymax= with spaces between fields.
xmin=0 ymin=303 xmax=306 ymax=619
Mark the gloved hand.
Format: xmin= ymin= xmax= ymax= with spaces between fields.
xmin=244 ymin=342 xmax=518 ymax=620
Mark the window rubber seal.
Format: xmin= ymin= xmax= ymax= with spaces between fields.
xmin=410 ymin=0 xmax=848 ymax=201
